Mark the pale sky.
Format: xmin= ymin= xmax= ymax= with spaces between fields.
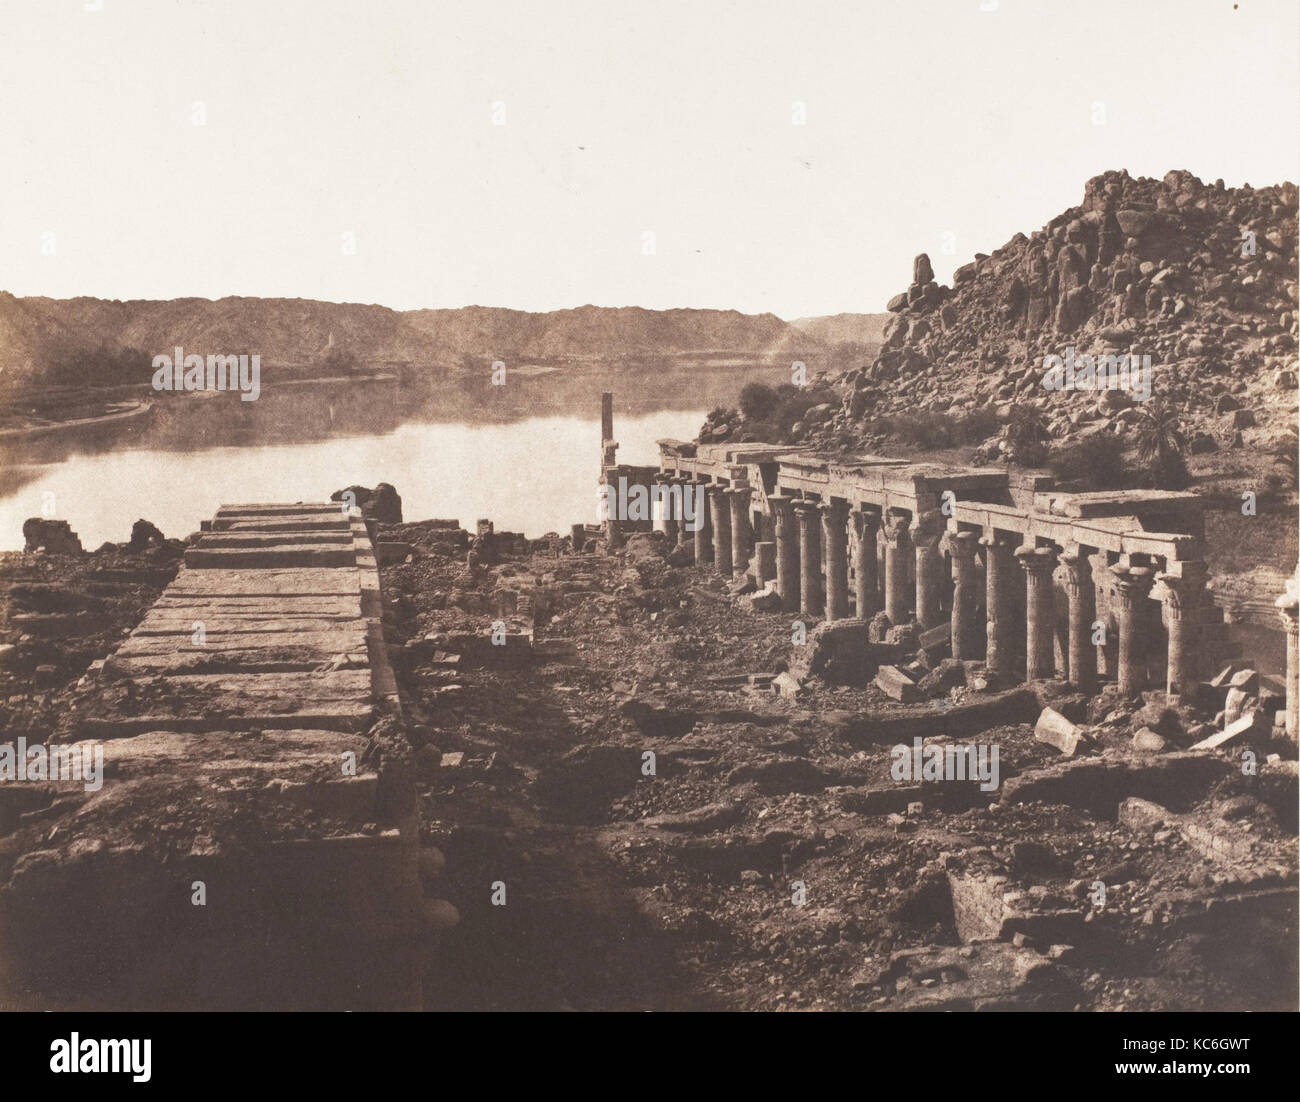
xmin=0 ymin=0 xmax=1296 ymax=319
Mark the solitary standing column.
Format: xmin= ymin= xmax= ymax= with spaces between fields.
xmin=600 ymin=393 xmax=617 ymax=476
xmin=882 ymin=510 xmax=912 ymax=625
xmin=821 ymin=500 xmax=851 ymax=621
xmin=913 ymin=511 xmax=945 ymax=629
xmin=1277 ymin=587 xmax=1299 ymax=741
xmin=768 ymin=495 xmax=800 ymax=612
xmin=691 ymin=480 xmax=712 ymax=565
xmin=948 ymin=531 xmax=980 ymax=659
xmin=792 ymin=500 xmax=823 ymax=616
xmin=600 ymin=392 xmax=614 ymax=447
xmin=981 ymin=533 xmax=1016 ymax=676
xmin=851 ymin=508 xmax=881 ymax=620
xmin=1110 ymin=564 xmax=1155 ymax=698
xmin=1061 ymin=545 xmax=1098 ymax=693
xmin=1157 ymin=562 xmax=1206 ymax=702
xmin=708 ymin=486 xmax=732 ymax=575
xmin=1017 ymin=545 xmax=1059 ymax=681
xmin=728 ymin=487 xmax=752 ymax=576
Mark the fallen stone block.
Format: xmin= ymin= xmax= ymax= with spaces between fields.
xmin=743 ymin=582 xmax=783 ymax=612
xmin=1190 ymin=709 xmax=1266 ymax=751
xmin=918 ymin=622 xmax=951 ymax=659
xmin=1223 ymin=687 xmax=1250 ymax=725
xmin=948 ymin=871 xmax=1010 ymax=942
xmin=1209 ymin=665 xmax=1236 ymax=689
xmin=1118 ymin=796 xmax=1169 ymax=832
xmin=1034 ymin=707 xmax=1088 ymax=757
xmin=1229 ymin=668 xmax=1260 ymax=694
xmin=875 ymin=664 xmax=921 ymax=703
xmin=772 ymin=671 xmax=805 ymax=700
xmin=1132 ymin=727 xmax=1167 ymax=753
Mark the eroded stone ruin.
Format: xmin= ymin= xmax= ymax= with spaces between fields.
xmin=648 ymin=437 xmax=1297 ymax=741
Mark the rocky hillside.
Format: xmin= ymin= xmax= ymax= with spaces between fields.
xmin=0 ymin=294 xmax=831 ymax=389
xmin=711 ymin=170 xmax=1299 ymax=463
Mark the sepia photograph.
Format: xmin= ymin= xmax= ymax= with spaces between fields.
xmin=0 ymin=0 xmax=1297 ymax=1059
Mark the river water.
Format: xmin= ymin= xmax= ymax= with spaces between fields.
xmin=0 ymin=385 xmax=712 ymax=550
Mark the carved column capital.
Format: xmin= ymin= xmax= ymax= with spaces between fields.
xmin=882 ymin=508 xmax=912 ymax=547
xmin=946 ymin=530 xmax=979 ymax=561
xmin=1110 ymin=564 xmax=1155 ymax=609
xmin=1016 ymin=545 xmax=1059 ymax=578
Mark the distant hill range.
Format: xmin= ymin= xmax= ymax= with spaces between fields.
xmin=0 ymin=294 xmax=886 ymax=388
xmin=789 ymin=313 xmax=890 ymax=347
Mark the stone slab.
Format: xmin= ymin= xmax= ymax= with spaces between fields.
xmin=135 ymin=615 xmax=365 ymax=635
xmin=197 ymin=533 xmax=355 ymax=548
xmin=169 ymin=568 xmax=361 ymax=596
xmin=184 ymin=546 xmax=357 ymax=569
xmin=210 ymin=518 xmax=352 ymax=533
xmin=114 ymin=629 xmax=368 ymax=657
xmin=152 ymin=595 xmax=361 ymax=616
xmin=216 ymin=503 xmax=344 ymax=516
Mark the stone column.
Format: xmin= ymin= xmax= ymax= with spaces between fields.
xmin=882 ymin=510 xmax=912 ymax=625
xmin=821 ymin=500 xmax=851 ymax=621
xmin=1277 ymin=589 xmax=1299 ymax=741
xmin=670 ymin=477 xmax=691 ymax=548
xmin=650 ymin=476 xmax=668 ymax=537
xmin=708 ymin=486 xmax=732 ymax=575
xmin=851 ymin=508 xmax=881 ymax=620
xmin=981 ymin=533 xmax=1017 ymax=676
xmin=600 ymin=391 xmax=614 ymax=447
xmin=769 ymin=494 xmax=800 ymax=612
xmin=947 ymin=531 xmax=980 ymax=660
xmin=691 ymin=480 xmax=712 ymax=565
xmin=602 ymin=470 xmax=624 ymax=549
xmin=728 ymin=487 xmax=752 ymax=576
xmin=656 ymin=478 xmax=680 ymax=547
xmin=1157 ymin=562 xmax=1206 ymax=702
xmin=913 ymin=511 xmax=945 ymax=629
xmin=793 ymin=501 xmax=823 ymax=617
xmin=600 ymin=393 xmax=617 ymax=477
xmin=1018 ymin=546 xmax=1059 ymax=681
xmin=1110 ymin=564 xmax=1155 ymax=698
xmin=1060 ymin=545 xmax=1098 ymax=693
xmin=755 ymin=542 xmax=776 ymax=586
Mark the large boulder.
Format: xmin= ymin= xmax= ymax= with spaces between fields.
xmin=21 ymin=519 xmax=82 ymax=555
xmin=331 ymin=483 xmax=403 ymax=524
xmin=127 ymin=519 xmax=165 ymax=550
xmin=788 ymin=618 xmax=874 ymax=685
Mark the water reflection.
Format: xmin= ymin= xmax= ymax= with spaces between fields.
xmin=0 ymin=407 xmax=706 ymax=551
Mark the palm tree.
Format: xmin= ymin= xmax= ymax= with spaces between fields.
xmin=1134 ymin=399 xmax=1190 ymax=489
xmin=1003 ymin=405 xmax=1049 ymax=466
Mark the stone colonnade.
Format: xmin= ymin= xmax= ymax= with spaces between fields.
xmin=660 ymin=478 xmax=1230 ymax=711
